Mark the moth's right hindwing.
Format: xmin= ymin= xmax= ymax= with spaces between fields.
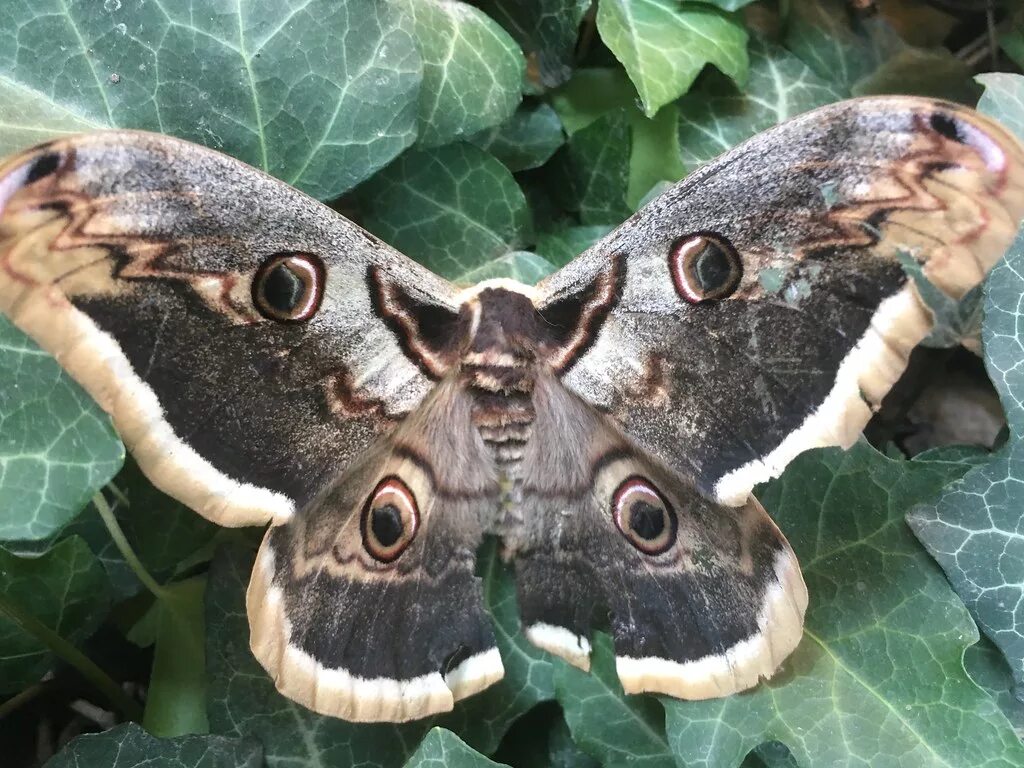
xmin=510 ymin=373 xmax=808 ymax=697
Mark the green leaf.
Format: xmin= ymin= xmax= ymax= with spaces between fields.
xmin=556 ymin=635 xmax=673 ymax=768
xmin=965 ymin=637 xmax=1024 ymax=738
xmin=677 ymin=39 xmax=843 ymax=174
xmin=0 ymin=317 xmax=123 ymax=541
xmin=535 ymin=225 xmax=614 ymax=267
xmin=905 ymin=72 xmax=1024 ymax=695
xmin=0 ymin=77 xmax=104 ymax=157
xmin=358 ymin=143 xmax=532 ymax=279
xmin=783 ymin=0 xmax=905 ymax=96
xmin=898 ymin=248 xmax=985 ymax=351
xmin=400 ymin=0 xmax=524 ymax=147
xmin=627 ymin=103 xmax=684 ymax=210
xmin=852 ymin=48 xmax=979 ymax=103
xmin=456 ymin=251 xmax=556 ymax=284
xmin=977 ymin=73 xmax=1024 ymax=141
xmin=63 ymin=460 xmax=219 ymax=600
xmin=468 ymin=101 xmax=565 ymax=172
xmin=206 ymin=540 xmax=554 ymax=764
xmin=549 ymin=68 xmax=637 ymax=135
xmin=475 ymin=0 xmax=591 ymax=89
xmin=0 ymin=0 xmax=421 ymax=199
xmin=550 ymin=112 xmax=632 ymax=226
xmin=1001 ymin=8 xmax=1024 ymax=70
xmin=45 ymin=722 xmax=261 ymax=768
xmin=597 ymin=0 xmax=748 ymax=117
xmin=0 ymin=536 xmax=110 ymax=695
xmin=403 ymin=728 xmax=507 ymax=768
xmin=144 ymin=577 xmax=209 ymax=737
xmin=665 ymin=442 xmax=1024 ymax=767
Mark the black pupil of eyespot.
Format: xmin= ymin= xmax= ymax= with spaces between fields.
xmin=262 ymin=262 xmax=305 ymax=312
xmin=930 ymin=113 xmax=962 ymax=143
xmin=629 ymin=500 xmax=665 ymax=540
xmin=371 ymin=503 xmax=404 ymax=547
xmin=693 ymin=241 xmax=732 ymax=293
xmin=27 ymin=152 xmax=60 ymax=184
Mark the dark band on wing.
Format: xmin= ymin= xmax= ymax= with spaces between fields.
xmin=366 ymin=264 xmax=469 ymax=379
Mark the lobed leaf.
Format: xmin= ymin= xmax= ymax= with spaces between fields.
xmin=475 ymin=0 xmax=591 ymax=89
xmin=0 ymin=536 xmax=111 ymax=695
xmin=906 ymin=73 xmax=1024 ymax=696
xmin=45 ymin=722 xmax=261 ymax=768
xmin=400 ymin=0 xmax=524 ymax=147
xmin=666 ymin=443 xmax=1024 ymax=768
xmin=677 ymin=39 xmax=843 ymax=174
xmin=468 ymin=101 xmax=565 ymax=173
xmin=358 ymin=143 xmax=532 ymax=279
xmin=403 ymin=728 xmax=507 ymax=768
xmin=0 ymin=0 xmax=421 ymax=200
xmin=0 ymin=317 xmax=123 ymax=542
xmin=597 ymin=0 xmax=749 ymax=117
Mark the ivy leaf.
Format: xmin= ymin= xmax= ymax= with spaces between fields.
xmin=63 ymin=460 xmax=219 ymax=600
xmin=665 ymin=442 xmax=1024 ymax=767
xmin=456 ymin=251 xmax=556 ymax=284
xmin=403 ymin=728 xmax=507 ymax=768
xmin=556 ymin=636 xmax=673 ymax=768
xmin=852 ymin=48 xmax=979 ymax=103
xmin=400 ymin=0 xmax=524 ymax=147
xmin=549 ymin=111 xmax=632 ymax=226
xmin=0 ymin=0 xmax=421 ymax=199
xmin=906 ymin=73 xmax=1024 ymax=695
xmin=535 ymin=225 xmax=614 ymax=267
xmin=468 ymin=101 xmax=565 ymax=172
xmin=0 ymin=317 xmax=123 ymax=542
xmin=596 ymin=0 xmax=748 ymax=117
xmin=475 ymin=0 xmax=591 ymax=89
xmin=0 ymin=536 xmax=111 ymax=695
xmin=965 ymin=637 xmax=1024 ymax=738
xmin=358 ymin=143 xmax=532 ymax=279
xmin=206 ymin=540 xmax=553 ymax=765
xmin=45 ymin=722 xmax=262 ymax=768
xmin=783 ymin=0 xmax=905 ymax=96
xmin=677 ymin=39 xmax=843 ymax=173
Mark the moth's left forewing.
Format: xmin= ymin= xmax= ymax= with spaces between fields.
xmin=536 ymin=98 xmax=1024 ymax=506
xmin=0 ymin=132 xmax=457 ymax=527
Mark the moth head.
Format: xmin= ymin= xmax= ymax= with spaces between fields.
xmin=669 ymin=233 xmax=742 ymax=303
xmin=611 ymin=475 xmax=678 ymax=556
xmin=252 ymin=252 xmax=325 ymax=322
xmin=360 ymin=476 xmax=420 ymax=563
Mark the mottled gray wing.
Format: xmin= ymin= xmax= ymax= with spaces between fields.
xmin=534 ymin=97 xmax=1024 ymax=505
xmin=507 ymin=372 xmax=807 ymax=697
xmin=247 ymin=379 xmax=504 ymax=722
xmin=0 ymin=132 xmax=461 ymax=526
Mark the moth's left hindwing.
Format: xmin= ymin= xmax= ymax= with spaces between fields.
xmin=0 ymin=132 xmax=458 ymax=526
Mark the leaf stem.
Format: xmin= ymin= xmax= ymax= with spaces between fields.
xmin=92 ymin=492 xmax=167 ymax=600
xmin=0 ymin=592 xmax=143 ymax=721
xmin=0 ymin=680 xmax=49 ymax=719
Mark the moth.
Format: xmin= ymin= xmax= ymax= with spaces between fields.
xmin=0 ymin=97 xmax=1021 ymax=723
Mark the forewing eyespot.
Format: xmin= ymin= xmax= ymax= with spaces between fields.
xmin=669 ymin=233 xmax=742 ymax=303
xmin=612 ymin=476 xmax=677 ymax=555
xmin=360 ymin=476 xmax=420 ymax=563
xmin=253 ymin=252 xmax=325 ymax=322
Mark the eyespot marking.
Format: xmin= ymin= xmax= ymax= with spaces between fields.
xmin=669 ymin=233 xmax=742 ymax=304
xmin=929 ymin=110 xmax=1007 ymax=173
xmin=253 ymin=252 xmax=325 ymax=322
xmin=26 ymin=152 xmax=62 ymax=184
xmin=361 ymin=476 xmax=420 ymax=563
xmin=612 ymin=476 xmax=677 ymax=555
